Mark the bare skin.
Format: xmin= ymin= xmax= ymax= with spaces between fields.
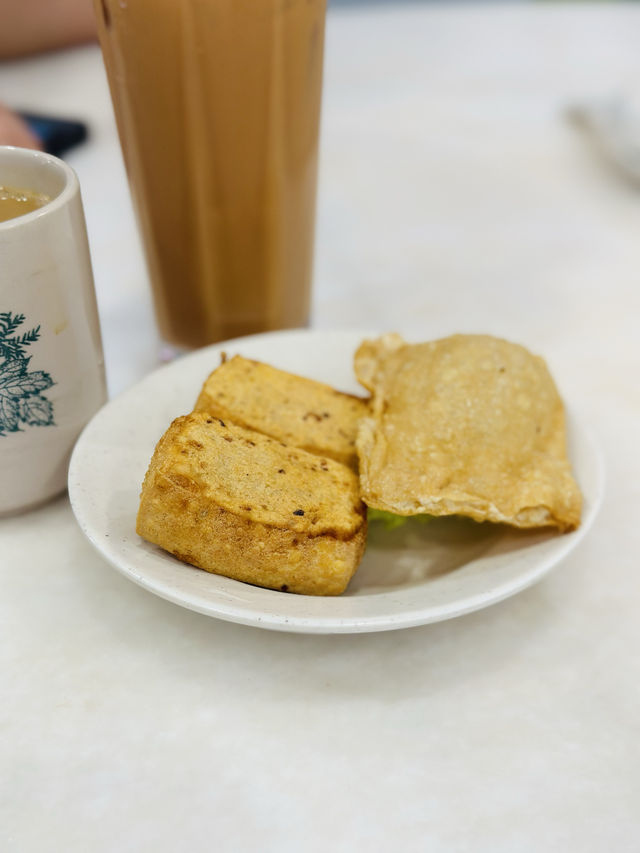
xmin=0 ymin=0 xmax=96 ymax=148
xmin=0 ymin=104 xmax=43 ymax=149
xmin=0 ymin=0 xmax=96 ymax=59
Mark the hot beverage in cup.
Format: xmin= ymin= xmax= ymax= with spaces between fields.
xmin=0 ymin=146 xmax=107 ymax=515
xmin=0 ymin=186 xmax=50 ymax=222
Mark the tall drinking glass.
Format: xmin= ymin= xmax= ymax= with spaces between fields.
xmin=94 ymin=0 xmax=326 ymax=351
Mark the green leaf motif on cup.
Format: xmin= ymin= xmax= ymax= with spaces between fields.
xmin=0 ymin=312 xmax=55 ymax=437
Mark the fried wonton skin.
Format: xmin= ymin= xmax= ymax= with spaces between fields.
xmin=354 ymin=333 xmax=582 ymax=532
xmin=193 ymin=355 xmax=369 ymax=469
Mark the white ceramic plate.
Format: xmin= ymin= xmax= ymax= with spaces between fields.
xmin=68 ymin=329 xmax=603 ymax=634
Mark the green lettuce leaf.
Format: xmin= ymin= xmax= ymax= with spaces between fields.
xmin=366 ymin=508 xmax=433 ymax=530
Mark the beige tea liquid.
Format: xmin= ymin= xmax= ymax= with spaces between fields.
xmin=0 ymin=187 xmax=50 ymax=223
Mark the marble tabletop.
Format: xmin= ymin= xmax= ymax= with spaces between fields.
xmin=1 ymin=3 xmax=639 ymax=850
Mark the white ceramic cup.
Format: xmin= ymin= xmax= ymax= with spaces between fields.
xmin=0 ymin=146 xmax=107 ymax=515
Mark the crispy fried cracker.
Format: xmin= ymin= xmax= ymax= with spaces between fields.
xmin=354 ymin=334 xmax=582 ymax=531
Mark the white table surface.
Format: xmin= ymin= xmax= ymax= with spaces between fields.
xmin=1 ymin=3 xmax=639 ymax=850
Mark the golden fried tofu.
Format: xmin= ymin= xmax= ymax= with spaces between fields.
xmin=355 ymin=333 xmax=582 ymax=531
xmin=193 ymin=355 xmax=369 ymax=468
xmin=137 ymin=412 xmax=367 ymax=595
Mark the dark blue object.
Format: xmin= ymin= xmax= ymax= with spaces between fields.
xmin=19 ymin=111 xmax=88 ymax=157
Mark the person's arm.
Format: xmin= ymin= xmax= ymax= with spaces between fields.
xmin=0 ymin=0 xmax=96 ymax=60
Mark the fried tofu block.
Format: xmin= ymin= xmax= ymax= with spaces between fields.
xmin=193 ymin=355 xmax=369 ymax=468
xmin=355 ymin=333 xmax=582 ymax=532
xmin=137 ymin=412 xmax=367 ymax=595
